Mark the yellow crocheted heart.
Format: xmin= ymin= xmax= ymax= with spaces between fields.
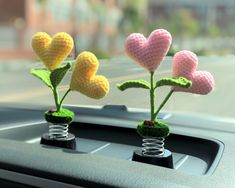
xmin=32 ymin=32 xmax=74 ymax=71
xmin=70 ymin=51 xmax=109 ymax=99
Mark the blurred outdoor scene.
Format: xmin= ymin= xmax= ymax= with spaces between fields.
xmin=1 ymin=0 xmax=235 ymax=59
xmin=0 ymin=0 xmax=234 ymax=118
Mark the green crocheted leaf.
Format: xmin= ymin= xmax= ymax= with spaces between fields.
xmin=155 ymin=77 xmax=192 ymax=89
xmin=117 ymin=80 xmax=150 ymax=91
xmin=50 ymin=62 xmax=71 ymax=88
xmin=31 ymin=69 xmax=52 ymax=88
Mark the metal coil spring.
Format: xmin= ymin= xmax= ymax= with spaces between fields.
xmin=48 ymin=123 xmax=68 ymax=139
xmin=142 ymin=137 xmax=165 ymax=157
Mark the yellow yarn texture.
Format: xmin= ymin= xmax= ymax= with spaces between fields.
xmin=70 ymin=51 xmax=109 ymax=99
xmin=32 ymin=32 xmax=74 ymax=71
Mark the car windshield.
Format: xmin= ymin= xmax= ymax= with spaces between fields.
xmin=0 ymin=0 xmax=234 ymax=119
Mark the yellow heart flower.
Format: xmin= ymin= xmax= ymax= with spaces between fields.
xmin=31 ymin=32 xmax=74 ymax=71
xmin=70 ymin=51 xmax=109 ymax=99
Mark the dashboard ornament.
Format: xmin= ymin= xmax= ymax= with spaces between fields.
xmin=31 ymin=32 xmax=109 ymax=150
xmin=117 ymin=29 xmax=214 ymax=168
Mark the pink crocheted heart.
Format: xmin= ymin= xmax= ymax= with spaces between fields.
xmin=125 ymin=29 xmax=172 ymax=72
xmin=172 ymin=50 xmax=214 ymax=95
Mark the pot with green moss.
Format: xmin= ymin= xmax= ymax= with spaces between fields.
xmin=132 ymin=120 xmax=173 ymax=168
xmin=40 ymin=108 xmax=76 ymax=149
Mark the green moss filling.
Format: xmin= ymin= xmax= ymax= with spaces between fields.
xmin=137 ymin=121 xmax=170 ymax=138
xmin=44 ymin=108 xmax=75 ymax=124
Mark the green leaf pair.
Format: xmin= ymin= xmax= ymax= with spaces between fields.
xmin=31 ymin=62 xmax=71 ymax=89
xmin=117 ymin=77 xmax=192 ymax=91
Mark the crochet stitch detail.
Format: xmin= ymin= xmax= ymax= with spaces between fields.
xmin=125 ymin=29 xmax=172 ymax=72
xmin=70 ymin=51 xmax=109 ymax=99
xmin=32 ymin=32 xmax=74 ymax=71
xmin=172 ymin=50 xmax=214 ymax=94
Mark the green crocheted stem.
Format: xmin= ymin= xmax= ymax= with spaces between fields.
xmin=52 ymin=86 xmax=71 ymax=112
xmin=153 ymin=89 xmax=174 ymax=120
xmin=137 ymin=121 xmax=169 ymax=138
xmin=51 ymin=63 xmax=72 ymax=112
xmin=152 ymin=77 xmax=191 ymax=120
xmin=52 ymin=87 xmax=60 ymax=111
xmin=60 ymin=88 xmax=71 ymax=107
xmin=45 ymin=108 xmax=74 ymax=124
xmin=150 ymin=72 xmax=155 ymax=121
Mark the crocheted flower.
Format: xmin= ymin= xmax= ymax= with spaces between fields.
xmin=70 ymin=51 xmax=109 ymax=99
xmin=32 ymin=32 xmax=73 ymax=71
xmin=172 ymin=50 xmax=214 ymax=94
xmin=125 ymin=29 xmax=172 ymax=72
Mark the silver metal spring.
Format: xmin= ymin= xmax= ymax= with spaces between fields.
xmin=48 ymin=123 xmax=68 ymax=139
xmin=142 ymin=137 xmax=165 ymax=157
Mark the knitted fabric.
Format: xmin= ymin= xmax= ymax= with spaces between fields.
xmin=172 ymin=50 xmax=214 ymax=95
xmin=70 ymin=51 xmax=109 ymax=99
xmin=125 ymin=29 xmax=172 ymax=72
xmin=32 ymin=32 xmax=74 ymax=71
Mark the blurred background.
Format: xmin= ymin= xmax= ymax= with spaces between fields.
xmin=0 ymin=0 xmax=234 ymax=118
xmin=1 ymin=0 xmax=235 ymax=60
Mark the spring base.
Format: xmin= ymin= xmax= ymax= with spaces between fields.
xmin=48 ymin=124 xmax=69 ymax=139
xmin=40 ymin=133 xmax=76 ymax=150
xmin=142 ymin=137 xmax=165 ymax=156
xmin=132 ymin=149 xmax=173 ymax=169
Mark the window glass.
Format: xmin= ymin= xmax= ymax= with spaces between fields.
xmin=0 ymin=0 xmax=234 ymax=118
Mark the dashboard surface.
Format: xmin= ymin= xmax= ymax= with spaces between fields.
xmin=0 ymin=104 xmax=234 ymax=188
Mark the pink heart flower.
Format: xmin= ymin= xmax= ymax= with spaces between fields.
xmin=125 ymin=29 xmax=172 ymax=72
xmin=172 ymin=50 xmax=214 ymax=95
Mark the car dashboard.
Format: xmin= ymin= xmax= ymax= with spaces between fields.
xmin=0 ymin=104 xmax=234 ymax=188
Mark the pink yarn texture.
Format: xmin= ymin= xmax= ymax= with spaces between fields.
xmin=172 ymin=50 xmax=214 ymax=95
xmin=125 ymin=29 xmax=172 ymax=72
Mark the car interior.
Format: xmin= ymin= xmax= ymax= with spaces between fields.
xmin=0 ymin=0 xmax=235 ymax=188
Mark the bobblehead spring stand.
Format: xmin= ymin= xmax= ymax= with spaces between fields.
xmin=132 ymin=121 xmax=173 ymax=168
xmin=31 ymin=32 xmax=109 ymax=150
xmin=32 ymin=61 xmax=77 ymax=149
xmin=117 ymin=29 xmax=214 ymax=168
xmin=40 ymin=108 xmax=76 ymax=149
